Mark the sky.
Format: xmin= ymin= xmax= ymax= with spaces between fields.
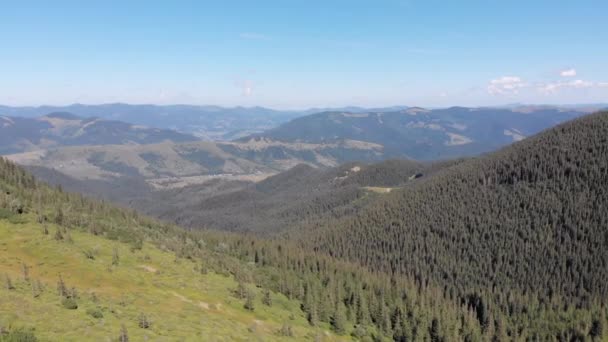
xmin=1 ymin=0 xmax=607 ymax=109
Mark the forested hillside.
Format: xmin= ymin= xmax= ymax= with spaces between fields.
xmin=137 ymin=159 xmax=433 ymax=234
xmin=299 ymin=111 xmax=608 ymax=340
xmin=0 ymin=157 xmax=488 ymax=340
xmin=246 ymin=106 xmax=588 ymax=160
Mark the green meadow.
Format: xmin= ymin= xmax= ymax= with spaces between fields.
xmin=0 ymin=215 xmax=347 ymax=341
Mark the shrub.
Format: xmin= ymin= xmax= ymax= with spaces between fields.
xmin=278 ymin=323 xmax=294 ymax=337
xmin=61 ymin=298 xmax=78 ymax=310
xmin=351 ymin=324 xmax=368 ymax=339
xmin=0 ymin=328 xmax=38 ymax=342
xmin=7 ymin=215 xmax=28 ymax=225
xmin=83 ymin=249 xmax=96 ymax=260
xmin=130 ymin=239 xmax=143 ymax=252
xmin=86 ymin=308 xmax=103 ymax=319
xmin=0 ymin=208 xmax=13 ymax=220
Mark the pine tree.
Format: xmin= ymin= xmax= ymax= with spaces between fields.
xmin=304 ymin=288 xmax=319 ymax=326
xmin=589 ymin=313 xmax=604 ymax=341
xmin=244 ymin=289 xmax=255 ymax=311
xmin=235 ymin=280 xmax=247 ymax=299
xmin=57 ymin=275 xmax=67 ymax=297
xmin=31 ymin=279 xmax=43 ymax=298
xmin=262 ymin=289 xmax=272 ymax=306
xmin=55 ymin=207 xmax=64 ymax=225
xmin=21 ymin=263 xmax=29 ymax=283
xmin=429 ymin=318 xmax=442 ymax=342
xmin=492 ymin=315 xmax=508 ymax=342
xmin=331 ymin=302 xmax=347 ymax=334
xmin=378 ymin=301 xmax=392 ymax=336
xmin=138 ymin=313 xmax=151 ymax=329
xmin=279 ymin=323 xmax=294 ymax=337
xmin=307 ymin=302 xmax=319 ymax=326
xmin=356 ymin=291 xmax=370 ymax=324
xmin=112 ymin=247 xmax=120 ymax=266
xmin=54 ymin=228 xmax=64 ymax=241
xmin=118 ymin=324 xmax=129 ymax=342
xmin=4 ymin=274 xmax=14 ymax=290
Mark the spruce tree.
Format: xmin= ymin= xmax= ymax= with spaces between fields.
xmin=4 ymin=274 xmax=14 ymax=290
xmin=57 ymin=275 xmax=67 ymax=297
xmin=262 ymin=289 xmax=272 ymax=306
xmin=138 ymin=313 xmax=151 ymax=329
xmin=118 ymin=324 xmax=129 ymax=342
xmin=112 ymin=247 xmax=120 ymax=266
xmin=331 ymin=302 xmax=347 ymax=334
xmin=244 ymin=289 xmax=255 ymax=311
xmin=21 ymin=263 xmax=29 ymax=283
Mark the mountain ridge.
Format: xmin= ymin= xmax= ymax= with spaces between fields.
xmin=0 ymin=112 xmax=199 ymax=155
xmin=245 ymin=106 xmax=591 ymax=160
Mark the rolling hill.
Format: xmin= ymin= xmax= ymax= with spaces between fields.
xmin=135 ymin=159 xmax=458 ymax=234
xmin=0 ymin=112 xmax=198 ymax=155
xmin=247 ymin=106 xmax=592 ymax=160
xmin=6 ymin=138 xmax=384 ymax=190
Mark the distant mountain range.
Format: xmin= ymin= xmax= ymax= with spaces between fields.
xmin=2 ymin=103 xmax=603 ymax=154
xmin=245 ymin=106 xmax=599 ymax=160
xmin=0 ymin=103 xmax=416 ymax=140
xmin=0 ymin=112 xmax=198 ymax=155
xmin=0 ymin=104 xmax=304 ymax=140
xmin=3 ymin=104 xmax=605 ymax=203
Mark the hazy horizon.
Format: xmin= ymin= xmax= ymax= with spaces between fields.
xmin=1 ymin=101 xmax=607 ymax=112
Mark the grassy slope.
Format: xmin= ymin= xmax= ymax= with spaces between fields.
xmin=0 ymin=214 xmax=346 ymax=341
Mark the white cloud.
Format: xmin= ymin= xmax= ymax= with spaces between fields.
xmin=239 ymin=32 xmax=270 ymax=40
xmin=539 ymin=79 xmax=595 ymax=94
xmin=598 ymin=82 xmax=608 ymax=88
xmin=560 ymin=68 xmax=577 ymax=77
xmin=487 ymin=76 xmax=526 ymax=95
xmin=570 ymin=79 xmax=594 ymax=88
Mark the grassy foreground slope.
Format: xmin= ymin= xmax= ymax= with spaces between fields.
xmin=0 ymin=215 xmax=343 ymax=341
xmin=0 ymin=157 xmax=350 ymax=341
xmin=0 ymin=156 xmax=478 ymax=342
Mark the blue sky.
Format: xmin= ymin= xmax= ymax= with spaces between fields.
xmin=1 ymin=0 xmax=607 ymax=108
